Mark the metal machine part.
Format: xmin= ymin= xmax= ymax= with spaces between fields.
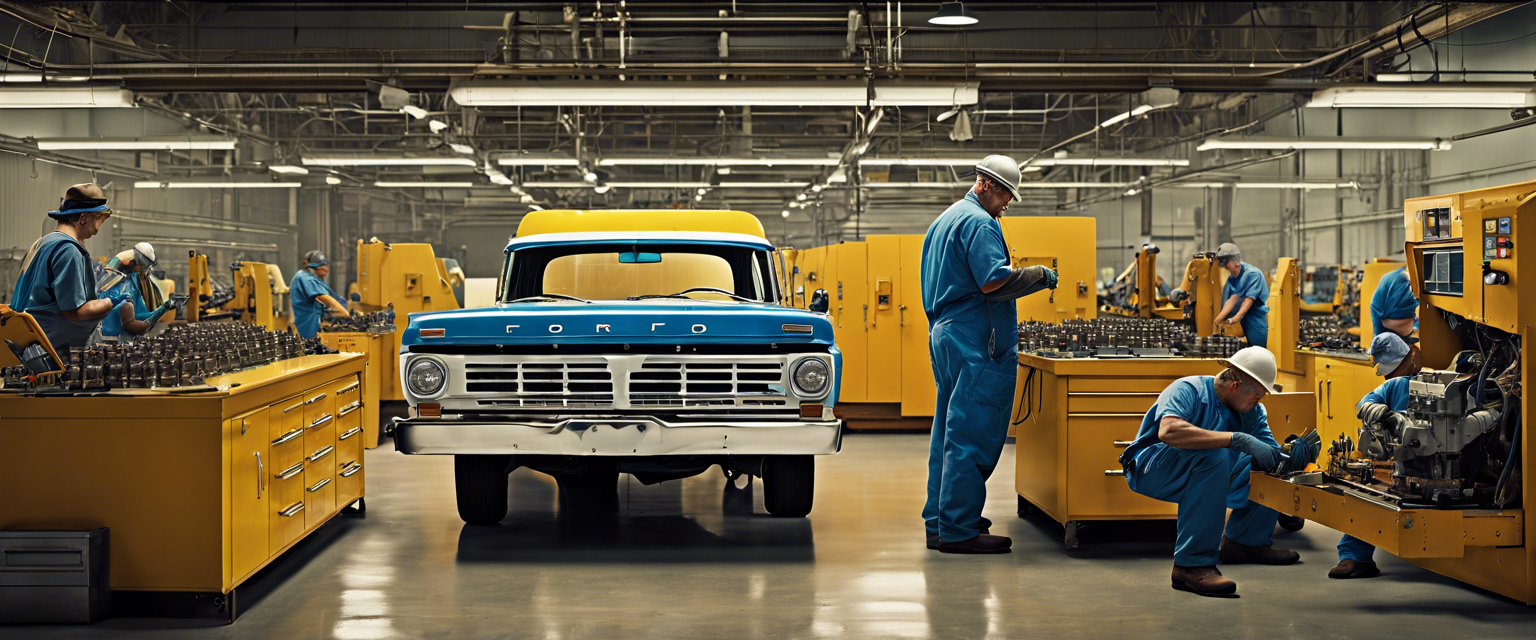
xmin=321 ymin=308 xmax=398 ymax=335
xmin=1299 ymin=315 xmax=1364 ymax=354
xmin=1018 ymin=317 xmax=1244 ymax=359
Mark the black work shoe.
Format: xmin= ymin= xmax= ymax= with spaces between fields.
xmin=1172 ymin=565 xmax=1237 ymax=596
xmin=936 ymin=534 xmax=1012 ymax=554
xmin=1219 ymin=535 xmax=1300 ymax=565
xmin=927 ymin=518 xmax=993 ymax=549
xmin=1328 ymin=559 xmax=1381 ymax=579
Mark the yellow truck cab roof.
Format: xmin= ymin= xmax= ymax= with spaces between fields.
xmin=516 ymin=209 xmax=766 ymax=239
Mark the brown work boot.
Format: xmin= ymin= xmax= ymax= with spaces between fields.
xmin=927 ymin=517 xmax=992 ymax=549
xmin=1328 ymin=559 xmax=1381 ymax=579
xmin=1219 ymin=535 xmax=1300 ymax=565
xmin=936 ymin=534 xmax=1012 ymax=554
xmin=1171 ymin=565 xmax=1237 ymax=596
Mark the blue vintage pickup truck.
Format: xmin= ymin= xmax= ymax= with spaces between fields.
xmin=393 ymin=210 xmax=841 ymax=523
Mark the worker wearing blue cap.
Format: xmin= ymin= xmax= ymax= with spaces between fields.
xmin=1331 ymin=332 xmax=1422 ymax=579
xmin=920 ymin=155 xmax=1057 ymax=555
xmin=1370 ymin=265 xmax=1418 ymax=339
xmin=290 ymin=249 xmax=351 ymax=339
xmin=9 ymin=184 xmax=126 ymax=355
xmin=1210 ymin=243 xmax=1269 ymax=349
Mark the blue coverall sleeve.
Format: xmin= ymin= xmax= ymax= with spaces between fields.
xmin=964 ymin=219 xmax=1013 ymax=289
xmin=1239 ymin=269 xmax=1266 ymax=300
xmin=48 ymin=244 xmax=93 ymax=311
xmin=292 ymin=274 xmax=324 ymax=302
xmin=1152 ymin=379 xmax=1201 ymax=423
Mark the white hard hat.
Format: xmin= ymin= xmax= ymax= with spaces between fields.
xmin=1215 ymin=243 xmax=1241 ymax=260
xmin=132 ymin=242 xmax=157 ymax=268
xmin=1221 ymin=346 xmax=1281 ymax=393
xmin=974 ymin=155 xmax=1022 ymax=201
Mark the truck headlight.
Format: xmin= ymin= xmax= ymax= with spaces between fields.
xmin=790 ymin=357 xmax=830 ymax=398
xmin=407 ymin=358 xmax=446 ymax=396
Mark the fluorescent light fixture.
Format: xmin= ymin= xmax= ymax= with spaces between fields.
xmin=401 ymin=105 xmax=428 ymax=119
xmin=325 ymin=175 xmax=342 ymax=185
xmin=929 ymin=2 xmax=978 ymax=26
xmin=1035 ymin=157 xmax=1189 ymax=167
xmin=374 ymin=181 xmax=476 ymax=188
xmin=134 ymin=181 xmax=300 ymax=189
xmin=429 ymin=120 xmax=449 ymax=133
xmin=496 ymin=156 xmax=581 ymax=166
xmin=268 ymin=164 xmax=309 ymax=175
xmin=1197 ymin=136 xmax=1452 ymax=151
xmin=719 ymin=182 xmax=811 ymax=189
xmin=1100 ymin=104 xmax=1154 ymax=128
xmin=1307 ymin=84 xmax=1535 ymax=109
xmin=1168 ymin=181 xmax=1355 ymax=190
xmin=0 ymin=87 xmax=134 ymax=108
xmin=593 ymin=183 xmax=612 ymax=194
xmin=863 ymin=181 xmax=1129 ymax=189
xmin=303 ymin=156 xmax=479 ymax=167
xmin=449 ymin=81 xmax=978 ymax=107
xmin=781 ymin=210 xmax=790 ymax=218
xmin=596 ymin=157 xmax=841 ymax=167
xmin=0 ymin=74 xmax=45 ymax=83
xmin=716 ymin=166 xmax=732 ymax=175
xmin=38 ymin=136 xmax=237 ymax=151
xmin=448 ymin=142 xmax=475 ymax=155
xmin=487 ymin=171 xmax=513 ymax=186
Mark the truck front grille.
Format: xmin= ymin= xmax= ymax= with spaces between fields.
xmin=463 ymin=360 xmax=614 ymax=407
xmin=629 ymin=361 xmax=785 ymax=400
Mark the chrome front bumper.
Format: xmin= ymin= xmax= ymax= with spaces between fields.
xmin=394 ymin=416 xmax=843 ymax=456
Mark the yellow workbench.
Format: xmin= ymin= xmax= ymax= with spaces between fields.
xmin=319 ymin=331 xmax=386 ymax=448
xmin=0 ymin=353 xmax=367 ymax=618
xmin=1013 ymin=353 xmax=1315 ymax=547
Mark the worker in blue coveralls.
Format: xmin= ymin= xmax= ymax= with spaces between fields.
xmin=1210 ymin=243 xmax=1269 ymax=349
xmin=1370 ymin=265 xmax=1418 ymax=339
xmin=9 ymin=184 xmax=121 ymax=356
xmin=290 ymin=249 xmax=352 ymax=339
xmin=1330 ymin=332 xmax=1422 ymax=579
xmin=920 ymin=155 xmax=1057 ymax=555
xmin=100 ymin=243 xmax=180 ymax=344
xmin=1119 ymin=346 xmax=1300 ymax=596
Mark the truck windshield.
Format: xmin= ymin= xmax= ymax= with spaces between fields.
xmin=501 ymin=242 xmax=777 ymax=303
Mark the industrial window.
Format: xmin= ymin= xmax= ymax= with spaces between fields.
xmin=1421 ymin=249 xmax=1463 ymax=297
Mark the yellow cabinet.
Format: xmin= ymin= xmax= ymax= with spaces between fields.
xmin=834 ymin=242 xmax=869 ymax=403
xmin=230 ymin=412 xmax=270 ymax=581
xmin=1312 ymin=355 xmax=1376 ymax=461
xmin=898 ymin=236 xmax=936 ymax=416
xmin=865 ymin=236 xmax=903 ymax=403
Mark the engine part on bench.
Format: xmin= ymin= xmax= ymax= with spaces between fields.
xmin=1018 ymin=317 xmax=1242 ymax=358
xmin=21 ymin=322 xmax=327 ymax=392
xmin=1299 ymin=316 xmax=1363 ymax=354
xmin=321 ymin=308 xmax=397 ymax=334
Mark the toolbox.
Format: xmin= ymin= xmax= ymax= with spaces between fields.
xmin=0 ymin=528 xmax=110 ymax=625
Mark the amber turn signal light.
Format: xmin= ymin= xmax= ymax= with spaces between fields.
xmin=800 ymin=404 xmax=823 ymax=418
xmin=418 ymin=403 xmax=441 ymax=417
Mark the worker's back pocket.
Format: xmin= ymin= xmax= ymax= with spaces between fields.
xmin=961 ymin=359 xmax=1017 ymax=409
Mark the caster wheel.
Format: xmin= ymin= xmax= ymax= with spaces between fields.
xmin=1017 ymin=495 xmax=1038 ymax=518
xmin=1063 ymin=521 xmax=1081 ymax=549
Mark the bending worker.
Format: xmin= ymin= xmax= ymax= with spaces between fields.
xmin=1119 ymin=346 xmax=1300 ymax=596
xmin=920 ymin=155 xmax=1057 ymax=555
xmin=9 ymin=184 xmax=120 ymax=354
xmin=1370 ymin=264 xmax=1418 ymax=338
xmin=99 ymin=243 xmax=179 ymax=343
xmin=1210 ymin=243 xmax=1269 ymax=349
xmin=1331 ymin=332 xmax=1422 ymax=579
xmin=290 ymin=250 xmax=351 ymax=339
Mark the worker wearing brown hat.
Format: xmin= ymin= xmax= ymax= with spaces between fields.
xmin=9 ymin=184 xmax=127 ymax=355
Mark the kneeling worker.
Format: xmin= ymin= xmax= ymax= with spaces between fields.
xmin=100 ymin=243 xmax=179 ymax=343
xmin=290 ymin=250 xmax=351 ymax=339
xmin=1331 ymin=332 xmax=1422 ymax=579
xmin=1119 ymin=346 xmax=1298 ymax=596
xmin=1210 ymin=243 xmax=1269 ymax=349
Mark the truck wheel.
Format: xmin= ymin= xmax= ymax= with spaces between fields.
xmin=762 ymin=455 xmax=815 ymax=517
xmin=455 ymin=455 xmax=512 ymax=525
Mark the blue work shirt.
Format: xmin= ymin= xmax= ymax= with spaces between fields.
xmin=1121 ymin=375 xmax=1280 ymax=466
xmin=1360 ymin=376 xmax=1411 ymax=412
xmin=290 ymin=269 xmax=344 ymax=339
xmin=920 ymin=191 xmax=1015 ymax=360
xmin=1223 ymin=261 xmax=1269 ymax=315
xmin=99 ymin=275 xmax=152 ymax=338
xmin=1370 ymin=267 xmax=1418 ymax=336
xmin=9 ymin=232 xmax=100 ymax=352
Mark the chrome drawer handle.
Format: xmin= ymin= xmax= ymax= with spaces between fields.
xmin=275 ymin=462 xmax=305 ymax=480
xmin=309 ymin=414 xmax=333 ymax=429
xmin=308 ymin=477 xmax=332 ymax=493
xmin=340 ymin=462 xmax=363 ymax=478
xmin=271 ymin=429 xmax=304 ymax=446
xmin=337 ymin=381 xmax=360 ymax=394
xmin=308 ymin=445 xmax=335 ymax=462
xmin=339 ymin=426 xmax=363 ymax=441
xmin=255 ymin=452 xmax=264 ymax=499
xmin=283 ymin=401 xmax=304 ymax=413
xmin=306 ymin=393 xmax=327 ymax=405
xmin=1112 ymin=440 xmax=1134 ymax=448
xmin=339 ymin=401 xmax=361 ymax=417
xmin=280 ymin=502 xmax=305 ymax=517
xmin=1104 ymin=470 xmax=1126 ymax=477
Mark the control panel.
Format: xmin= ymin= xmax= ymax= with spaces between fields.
xmin=1482 ymin=215 xmax=1515 ymax=262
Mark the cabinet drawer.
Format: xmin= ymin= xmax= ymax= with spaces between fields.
xmin=269 ymin=396 xmax=306 ymax=441
xmin=305 ymin=410 xmax=337 ymax=453
xmin=1066 ymin=416 xmax=1176 ymax=518
xmin=1068 ymin=377 xmax=1178 ymax=393
xmin=305 ymin=443 xmax=336 ymax=485
xmin=270 ymin=428 xmax=306 ymax=472
xmin=1066 ymin=392 xmax=1160 ymax=415
xmin=269 ymin=472 xmax=306 ymax=554
xmin=304 ymin=474 xmax=336 ymax=529
xmin=302 ymin=386 xmax=335 ymax=430
xmin=337 ymin=422 xmax=364 ymax=470
xmin=336 ymin=460 xmax=364 ymax=510
xmin=333 ymin=375 xmax=361 ymax=406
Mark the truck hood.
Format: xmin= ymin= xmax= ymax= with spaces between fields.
xmin=402 ymin=299 xmax=835 ymax=346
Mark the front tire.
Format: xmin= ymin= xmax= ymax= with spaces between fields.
xmin=762 ymin=455 xmax=815 ymax=517
xmin=455 ymin=454 xmax=513 ymax=525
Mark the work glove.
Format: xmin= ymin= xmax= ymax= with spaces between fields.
xmin=1230 ymin=431 xmax=1284 ymax=471
xmin=143 ymin=300 xmax=174 ymax=325
xmin=1277 ymin=431 xmax=1322 ymax=474
xmin=103 ymin=286 xmax=134 ymax=306
xmin=1042 ymin=267 xmax=1059 ymax=290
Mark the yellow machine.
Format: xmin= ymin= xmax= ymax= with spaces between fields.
xmin=1253 ymin=179 xmax=1536 ymax=604
xmin=185 ymin=252 xmax=290 ymax=332
xmin=351 ymin=239 xmax=463 ymax=402
xmin=780 ymin=217 xmax=1096 ymax=424
xmin=1102 ymin=248 xmax=1232 ymax=338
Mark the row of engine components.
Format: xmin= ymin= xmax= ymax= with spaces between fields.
xmin=2 ymin=322 xmax=331 ymax=391
xmin=321 ymin=308 xmax=397 ymax=334
xmin=1299 ymin=316 xmax=1364 ymax=354
xmin=1018 ymin=317 xmax=1245 ymax=358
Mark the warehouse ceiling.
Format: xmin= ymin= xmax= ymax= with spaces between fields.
xmin=0 ymin=1 xmax=1523 ymax=243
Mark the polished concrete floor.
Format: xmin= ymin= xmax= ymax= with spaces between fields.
xmin=13 ymin=433 xmax=1536 ymax=639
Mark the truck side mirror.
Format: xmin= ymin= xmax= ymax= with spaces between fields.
xmin=808 ymin=289 xmax=830 ymax=314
